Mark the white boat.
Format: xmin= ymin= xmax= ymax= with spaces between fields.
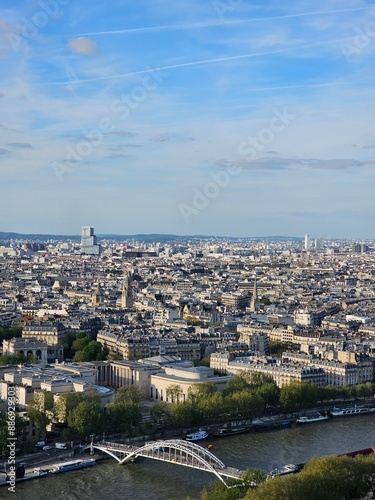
xmin=0 ymin=467 xmax=48 ymax=487
xmin=296 ymin=413 xmax=329 ymax=424
xmin=49 ymin=458 xmax=96 ymax=474
xmin=271 ymin=464 xmax=300 ymax=477
xmin=331 ymin=405 xmax=375 ymax=417
xmin=186 ymin=430 xmax=209 ymax=441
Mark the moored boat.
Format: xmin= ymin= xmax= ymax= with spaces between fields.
xmin=252 ymin=420 xmax=292 ymax=431
xmin=186 ymin=430 xmax=209 ymax=441
xmin=0 ymin=467 xmax=48 ymax=487
xmin=330 ymin=405 xmax=375 ymax=417
xmin=271 ymin=463 xmax=301 ymax=477
xmin=49 ymin=458 xmax=96 ymax=474
xmin=211 ymin=425 xmax=250 ymax=437
xmin=296 ymin=413 xmax=329 ymax=424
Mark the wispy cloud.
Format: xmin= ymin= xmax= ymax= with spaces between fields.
xmin=150 ymin=134 xmax=170 ymax=142
xmin=235 ymin=157 xmax=373 ymax=171
xmin=104 ymin=153 xmax=129 ymax=159
xmin=6 ymin=142 xmax=33 ymax=149
xmin=37 ymin=36 xmax=362 ymax=86
xmin=67 ymin=36 xmax=98 ymax=55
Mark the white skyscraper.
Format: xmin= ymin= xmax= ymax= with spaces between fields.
xmin=304 ymin=234 xmax=311 ymax=251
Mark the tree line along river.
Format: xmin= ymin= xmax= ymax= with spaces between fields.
xmin=10 ymin=413 xmax=375 ymax=500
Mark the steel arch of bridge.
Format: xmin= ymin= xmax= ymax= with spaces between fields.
xmin=87 ymin=439 xmax=230 ymax=484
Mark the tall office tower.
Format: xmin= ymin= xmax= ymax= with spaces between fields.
xmin=314 ymin=237 xmax=323 ymax=250
xmin=81 ymin=226 xmax=101 ymax=255
xmin=304 ymin=233 xmax=311 ymax=251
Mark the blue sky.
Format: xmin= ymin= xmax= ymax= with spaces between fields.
xmin=1 ymin=0 xmax=374 ymax=238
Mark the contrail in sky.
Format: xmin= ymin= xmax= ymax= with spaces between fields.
xmin=66 ymin=7 xmax=372 ymax=37
xmin=39 ymin=36 xmax=364 ymax=86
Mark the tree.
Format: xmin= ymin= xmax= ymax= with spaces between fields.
xmin=67 ymin=399 xmax=105 ymax=439
xmin=62 ymin=333 xmax=77 ymax=359
xmin=301 ymin=455 xmax=363 ymax=499
xmin=72 ymin=335 xmax=91 ymax=352
xmin=193 ymin=356 xmax=211 ymax=367
xmin=106 ymin=400 xmax=142 ymax=434
xmin=169 ymin=401 xmax=195 ymax=427
xmin=201 ymin=479 xmax=245 ymax=500
xmin=279 ymin=382 xmax=317 ymax=413
xmin=201 ymin=469 xmax=265 ymax=500
xmin=27 ymin=390 xmax=54 ymax=436
xmin=222 ymin=375 xmax=249 ymax=397
xmin=83 ymin=388 xmax=102 ymax=405
xmin=115 ymin=385 xmax=143 ymax=404
xmin=337 ymin=384 xmax=354 ymax=401
xmin=54 ymin=392 xmax=83 ymax=423
xmin=243 ymin=454 xmax=375 ymax=500
xmin=185 ymin=316 xmax=206 ymax=327
xmin=268 ymin=340 xmax=287 ymax=357
xmin=166 ymin=384 xmax=183 ymax=404
xmin=241 ymin=468 xmax=267 ymax=488
xmin=225 ymin=391 xmax=264 ymax=419
xmin=150 ymin=401 xmax=172 ymax=426
xmin=196 ymin=392 xmax=224 ymax=422
xmin=72 ymin=340 xmax=108 ymax=362
xmin=320 ymin=384 xmax=339 ymax=402
xmin=0 ymin=326 xmax=22 ymax=344
xmin=187 ymin=381 xmax=217 ymax=403
xmin=106 ymin=351 xmax=122 ymax=361
xmin=248 ymin=373 xmax=275 ymax=389
xmin=298 ymin=382 xmax=318 ymax=411
xmin=0 ymin=353 xmax=27 ymax=365
xmin=254 ymin=383 xmax=280 ymax=408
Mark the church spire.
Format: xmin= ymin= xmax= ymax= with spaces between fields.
xmin=249 ymin=277 xmax=260 ymax=313
xmin=121 ymin=273 xmax=133 ymax=309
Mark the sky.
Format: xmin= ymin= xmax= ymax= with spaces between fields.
xmin=0 ymin=0 xmax=375 ymax=239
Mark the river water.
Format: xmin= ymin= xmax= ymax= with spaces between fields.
xmin=9 ymin=414 xmax=375 ymax=500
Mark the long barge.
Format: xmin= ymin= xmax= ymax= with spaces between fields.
xmin=274 ymin=447 xmax=375 ymax=478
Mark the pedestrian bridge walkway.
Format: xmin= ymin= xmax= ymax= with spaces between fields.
xmin=84 ymin=439 xmax=244 ymax=485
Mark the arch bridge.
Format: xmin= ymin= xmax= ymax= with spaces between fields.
xmin=84 ymin=439 xmax=244 ymax=486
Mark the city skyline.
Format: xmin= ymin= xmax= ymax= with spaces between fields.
xmin=1 ymin=1 xmax=375 ymax=238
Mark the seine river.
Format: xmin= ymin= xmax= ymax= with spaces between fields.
xmin=9 ymin=414 xmax=375 ymax=500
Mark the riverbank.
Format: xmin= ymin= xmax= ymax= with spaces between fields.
xmin=11 ymin=414 xmax=375 ymax=500
xmin=5 ymin=399 xmax=374 ymax=490
xmin=107 ymin=399 xmax=375 ymax=447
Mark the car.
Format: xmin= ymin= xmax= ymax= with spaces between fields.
xmin=43 ymin=445 xmax=52 ymax=451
